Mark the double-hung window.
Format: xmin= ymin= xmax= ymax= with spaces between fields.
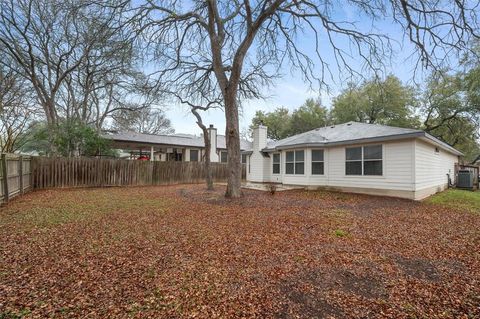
xmin=285 ymin=150 xmax=304 ymax=175
xmin=272 ymin=153 xmax=280 ymax=174
xmin=311 ymin=150 xmax=324 ymax=175
xmin=363 ymin=145 xmax=383 ymax=175
xmin=190 ymin=149 xmax=199 ymax=162
xmin=220 ymin=151 xmax=227 ymax=163
xmin=345 ymin=145 xmax=383 ymax=176
xmin=241 ymin=154 xmax=247 ymax=164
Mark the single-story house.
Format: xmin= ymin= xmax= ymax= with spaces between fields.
xmin=103 ymin=125 xmax=251 ymax=163
xmin=243 ymin=122 xmax=463 ymax=200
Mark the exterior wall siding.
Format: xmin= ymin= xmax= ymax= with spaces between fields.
xmin=247 ymin=151 xmax=268 ymax=182
xmin=280 ymin=140 xmax=415 ymax=191
xmin=413 ymin=139 xmax=458 ymax=199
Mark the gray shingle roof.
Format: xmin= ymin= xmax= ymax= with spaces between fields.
xmin=102 ymin=131 xmax=252 ymax=151
xmin=257 ymin=122 xmax=462 ymax=155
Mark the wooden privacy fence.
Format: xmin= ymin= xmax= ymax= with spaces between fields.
xmin=31 ymin=157 xmax=245 ymax=189
xmin=0 ymin=154 xmax=32 ymax=203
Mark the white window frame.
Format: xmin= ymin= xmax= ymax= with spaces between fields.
xmin=345 ymin=145 xmax=384 ymax=177
xmin=311 ymin=149 xmax=325 ymax=175
xmin=285 ymin=150 xmax=305 ymax=175
xmin=272 ymin=153 xmax=281 ymax=175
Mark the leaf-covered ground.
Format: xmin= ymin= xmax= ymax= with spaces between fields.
xmin=0 ymin=185 xmax=479 ymax=318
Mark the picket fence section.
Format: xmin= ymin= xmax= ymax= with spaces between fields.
xmin=0 ymin=154 xmax=32 ymax=203
xmin=0 ymin=155 xmax=245 ymax=203
xmin=31 ymin=157 xmax=243 ymax=189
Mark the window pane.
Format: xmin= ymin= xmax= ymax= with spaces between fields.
xmin=190 ymin=150 xmax=199 ymax=162
xmin=285 ymin=163 xmax=294 ymax=174
xmin=273 ymin=153 xmax=280 ymax=163
xmin=346 ymin=161 xmax=362 ymax=175
xmin=312 ymin=150 xmax=324 ymax=161
xmin=364 ymin=145 xmax=382 ymax=160
xmin=273 ymin=163 xmax=280 ymax=174
xmin=364 ymin=160 xmax=383 ymax=175
xmin=295 ymin=162 xmax=304 ymax=174
xmin=312 ymin=162 xmax=324 ymax=175
xmin=286 ymin=151 xmax=294 ymax=162
xmin=346 ymin=147 xmax=362 ymax=160
xmin=295 ymin=150 xmax=304 ymax=162
xmin=241 ymin=154 xmax=247 ymax=164
xmin=221 ymin=152 xmax=227 ymax=163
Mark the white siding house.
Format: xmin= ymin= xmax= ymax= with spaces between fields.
xmin=245 ymin=122 xmax=462 ymax=200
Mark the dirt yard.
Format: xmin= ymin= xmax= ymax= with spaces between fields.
xmin=0 ymin=185 xmax=479 ymax=318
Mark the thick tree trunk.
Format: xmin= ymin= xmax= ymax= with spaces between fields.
xmin=224 ymin=94 xmax=242 ymax=198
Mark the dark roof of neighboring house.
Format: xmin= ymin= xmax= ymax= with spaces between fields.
xmin=246 ymin=122 xmax=462 ymax=156
xmin=102 ymin=131 xmax=252 ymax=151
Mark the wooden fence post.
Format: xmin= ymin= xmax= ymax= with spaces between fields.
xmin=19 ymin=156 xmax=24 ymax=195
xmin=2 ymin=154 xmax=9 ymax=202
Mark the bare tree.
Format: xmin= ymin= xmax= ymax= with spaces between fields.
xmin=112 ymin=106 xmax=174 ymax=134
xmin=0 ymin=0 xmax=159 ymax=140
xmin=129 ymin=0 xmax=478 ymax=198
xmin=0 ymin=0 xmax=90 ymax=126
xmin=191 ymin=106 xmax=215 ymax=191
xmin=154 ymin=87 xmax=220 ymax=190
xmin=0 ymin=64 xmax=38 ymax=153
xmin=59 ymin=2 xmax=158 ymax=132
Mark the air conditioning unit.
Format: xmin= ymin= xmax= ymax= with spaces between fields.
xmin=457 ymin=170 xmax=474 ymax=189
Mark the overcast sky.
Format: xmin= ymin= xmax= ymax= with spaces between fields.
xmin=160 ymin=4 xmax=459 ymax=137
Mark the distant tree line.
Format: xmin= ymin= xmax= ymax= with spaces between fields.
xmin=250 ymin=64 xmax=480 ymax=161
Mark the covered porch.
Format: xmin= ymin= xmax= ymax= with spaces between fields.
xmin=109 ymin=140 xmax=203 ymax=162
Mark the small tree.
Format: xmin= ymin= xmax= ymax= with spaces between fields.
xmin=24 ymin=120 xmax=115 ymax=157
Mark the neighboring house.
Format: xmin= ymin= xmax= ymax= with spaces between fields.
xmin=244 ymin=122 xmax=462 ymax=200
xmin=103 ymin=125 xmax=251 ymax=163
